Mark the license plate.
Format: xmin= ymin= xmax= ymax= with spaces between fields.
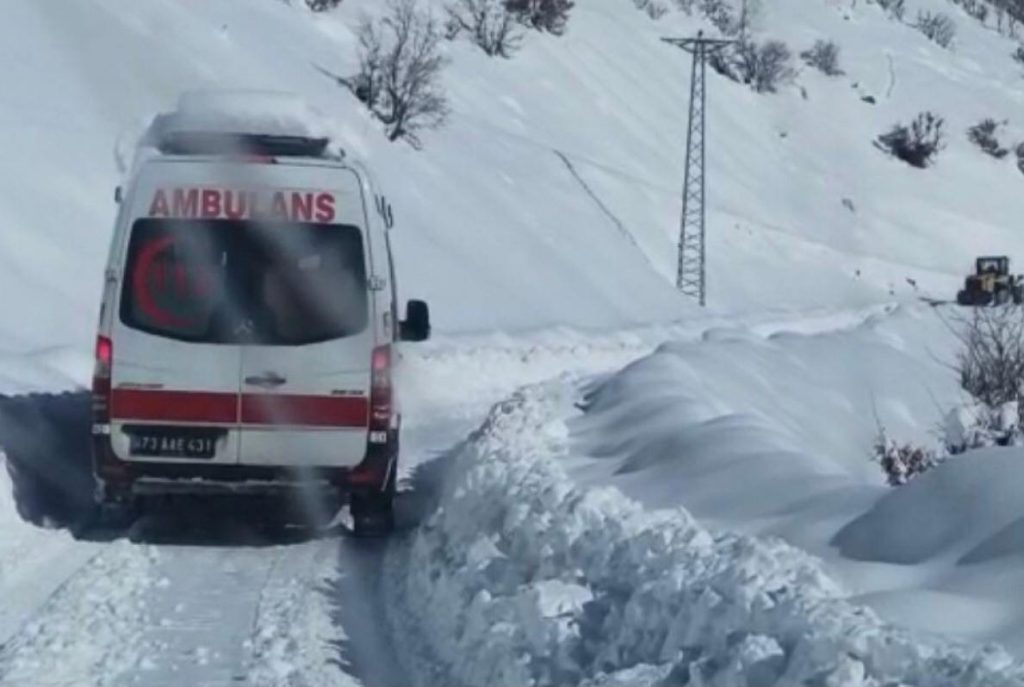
xmin=126 ymin=426 xmax=222 ymax=459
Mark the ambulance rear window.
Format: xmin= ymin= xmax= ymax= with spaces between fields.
xmin=120 ymin=219 xmax=369 ymax=345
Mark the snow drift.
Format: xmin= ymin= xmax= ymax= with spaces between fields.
xmin=568 ymin=304 xmax=961 ymax=523
xmin=836 ymin=446 xmax=1024 ymax=566
xmin=386 ymin=380 xmax=1024 ymax=687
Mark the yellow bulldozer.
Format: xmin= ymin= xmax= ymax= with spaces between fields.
xmin=956 ymin=256 xmax=1024 ymax=306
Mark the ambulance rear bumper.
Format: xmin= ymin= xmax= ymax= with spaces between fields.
xmin=93 ymin=434 xmax=393 ymax=499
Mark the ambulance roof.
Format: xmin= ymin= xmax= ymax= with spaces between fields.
xmin=136 ymin=91 xmax=336 ymax=161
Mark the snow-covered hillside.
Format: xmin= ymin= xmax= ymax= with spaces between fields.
xmin=5 ymin=0 xmax=1024 ymax=684
xmin=5 ymin=0 xmax=1024 ymax=361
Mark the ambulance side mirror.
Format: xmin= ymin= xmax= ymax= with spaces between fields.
xmin=400 ymin=300 xmax=431 ymax=342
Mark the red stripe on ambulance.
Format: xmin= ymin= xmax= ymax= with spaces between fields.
xmin=111 ymin=389 xmax=237 ymax=424
xmin=148 ymin=188 xmax=336 ymax=223
xmin=241 ymin=395 xmax=368 ymax=427
xmin=110 ymin=389 xmax=368 ymax=428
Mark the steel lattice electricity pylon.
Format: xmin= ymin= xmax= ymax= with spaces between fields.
xmin=662 ymin=32 xmax=735 ymax=307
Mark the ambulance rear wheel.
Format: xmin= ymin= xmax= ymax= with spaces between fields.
xmin=351 ymin=468 xmax=396 ymax=538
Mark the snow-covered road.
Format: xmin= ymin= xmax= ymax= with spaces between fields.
xmin=5 ymin=302 xmax=1020 ymax=687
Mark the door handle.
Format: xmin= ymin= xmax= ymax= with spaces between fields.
xmin=245 ymin=372 xmax=287 ymax=389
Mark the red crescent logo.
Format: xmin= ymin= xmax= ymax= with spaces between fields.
xmin=133 ymin=236 xmax=200 ymax=330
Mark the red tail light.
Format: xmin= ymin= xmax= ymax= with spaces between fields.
xmin=369 ymin=345 xmax=392 ymax=432
xmin=349 ymin=345 xmax=395 ymax=488
xmin=92 ymin=335 xmax=113 ymax=423
xmin=95 ymin=336 xmax=112 ymax=376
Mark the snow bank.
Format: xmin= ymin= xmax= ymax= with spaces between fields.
xmin=835 ymin=447 xmax=1024 ymax=566
xmin=568 ymin=304 xmax=960 ymax=522
xmin=386 ymin=381 xmax=1024 ymax=687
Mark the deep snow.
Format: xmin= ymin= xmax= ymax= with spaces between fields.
xmin=2 ymin=0 xmax=1024 ymax=684
xmin=386 ymin=379 xmax=1024 ymax=687
xmin=565 ymin=302 xmax=1024 ymax=657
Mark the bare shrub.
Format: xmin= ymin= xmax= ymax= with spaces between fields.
xmin=352 ymin=0 xmax=450 ymax=147
xmin=917 ymin=10 xmax=957 ymax=48
xmin=305 ymin=0 xmax=342 ymax=10
xmin=935 ymin=307 xmax=1024 ymax=454
xmin=446 ymin=0 xmax=522 ymax=57
xmin=954 ymin=306 xmax=1024 ymax=409
xmin=505 ymin=0 xmax=574 ymax=34
xmin=878 ymin=0 xmax=906 ymax=21
xmin=967 ymin=118 xmax=1010 ymax=159
xmin=876 ymin=112 xmax=945 ymax=168
xmin=872 ymin=429 xmax=941 ymax=486
xmin=699 ymin=0 xmax=738 ymax=34
xmin=1016 ymin=142 xmax=1024 ymax=175
xmin=1013 ymin=45 xmax=1024 ymax=64
xmin=951 ymin=0 xmax=989 ymax=22
xmin=711 ymin=39 xmax=795 ymax=92
xmin=800 ymin=39 xmax=843 ymax=76
xmin=632 ymin=0 xmax=669 ymax=19
xmin=993 ymin=0 xmax=1024 ymax=36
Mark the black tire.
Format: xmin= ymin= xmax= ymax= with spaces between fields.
xmin=351 ymin=465 xmax=396 ymax=538
xmin=996 ymin=289 xmax=1011 ymax=306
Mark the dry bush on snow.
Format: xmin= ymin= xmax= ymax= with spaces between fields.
xmin=446 ymin=0 xmax=523 ymax=56
xmin=938 ymin=307 xmax=1024 ymax=454
xmin=878 ymin=0 xmax=907 ymax=21
xmin=632 ymin=0 xmax=670 ymax=20
xmin=505 ymin=0 xmax=574 ymax=34
xmin=800 ymin=39 xmax=843 ymax=76
xmin=872 ymin=429 xmax=941 ymax=486
xmin=351 ymin=0 xmax=450 ymax=146
xmin=712 ymin=39 xmax=795 ymax=93
xmin=305 ymin=0 xmax=342 ymax=10
xmin=916 ymin=10 xmax=957 ymax=48
xmin=967 ymin=119 xmax=1010 ymax=159
xmin=953 ymin=306 xmax=1024 ymax=410
xmin=736 ymin=39 xmax=795 ymax=93
xmin=876 ymin=112 xmax=945 ymax=168
xmin=951 ymin=0 xmax=989 ymax=23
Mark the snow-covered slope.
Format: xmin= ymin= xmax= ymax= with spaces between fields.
xmin=4 ymin=0 xmax=1024 ymax=360
xmin=563 ymin=302 xmax=1024 ymax=655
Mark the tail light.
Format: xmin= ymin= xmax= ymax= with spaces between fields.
xmin=91 ymin=333 xmax=131 ymax=486
xmin=369 ymin=345 xmax=392 ymax=433
xmin=350 ymin=345 xmax=393 ymax=489
xmin=92 ymin=335 xmax=113 ymax=424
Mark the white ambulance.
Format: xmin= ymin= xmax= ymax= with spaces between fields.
xmin=91 ymin=94 xmax=429 ymax=535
